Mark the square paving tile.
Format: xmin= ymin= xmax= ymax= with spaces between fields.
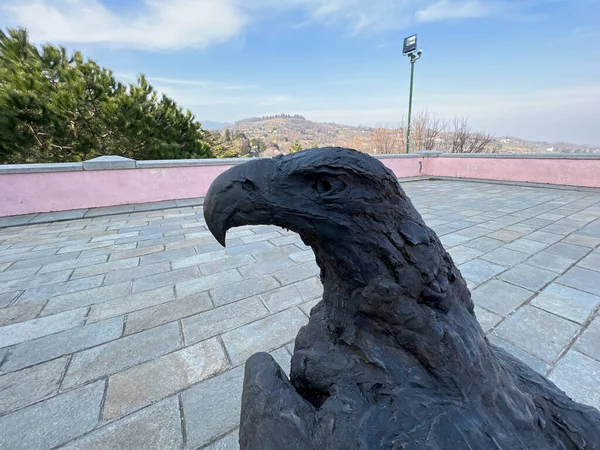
xmin=526 ymin=251 xmax=576 ymax=274
xmin=492 ymin=305 xmax=579 ymax=363
xmin=457 ymin=259 xmax=506 ymax=284
xmin=558 ymin=266 xmax=600 ymax=296
xmin=471 ymin=279 xmax=533 ymax=316
xmin=531 ymin=283 xmax=600 ymax=324
xmin=574 ymin=317 xmax=600 ymax=361
xmin=548 ymin=351 xmax=600 ymax=410
xmin=498 ymin=264 xmax=557 ymax=292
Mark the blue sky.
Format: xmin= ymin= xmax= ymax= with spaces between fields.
xmin=1 ymin=0 xmax=599 ymax=144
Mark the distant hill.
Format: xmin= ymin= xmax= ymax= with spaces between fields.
xmin=201 ymin=120 xmax=230 ymax=131
xmin=225 ymin=114 xmax=373 ymax=154
xmin=216 ymin=114 xmax=600 ymax=155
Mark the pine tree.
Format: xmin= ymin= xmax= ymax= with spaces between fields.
xmin=289 ymin=140 xmax=303 ymax=153
xmin=0 ymin=27 xmax=214 ymax=163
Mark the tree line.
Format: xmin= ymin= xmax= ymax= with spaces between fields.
xmin=369 ymin=110 xmax=499 ymax=154
xmin=0 ymin=28 xmax=219 ymax=164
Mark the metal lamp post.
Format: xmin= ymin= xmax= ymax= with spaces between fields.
xmin=403 ymin=35 xmax=423 ymax=154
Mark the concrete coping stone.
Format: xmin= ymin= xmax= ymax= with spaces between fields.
xmin=0 ymin=152 xmax=599 ymax=175
xmin=82 ymin=155 xmax=136 ymax=171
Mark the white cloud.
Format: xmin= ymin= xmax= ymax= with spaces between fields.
xmin=415 ymin=0 xmax=495 ymax=22
xmin=1 ymin=0 xmax=512 ymax=50
xmin=1 ymin=0 xmax=247 ymax=50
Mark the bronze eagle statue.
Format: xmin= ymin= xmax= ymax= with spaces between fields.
xmin=203 ymin=147 xmax=600 ymax=450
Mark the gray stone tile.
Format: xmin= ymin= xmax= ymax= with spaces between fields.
xmin=87 ymin=285 xmax=175 ymax=323
xmin=531 ymin=283 xmax=600 ymax=324
xmin=479 ymin=247 xmax=529 ymax=268
xmin=176 ymin=269 xmax=242 ymax=298
xmin=0 ymin=265 xmax=41 ymax=283
xmin=62 ymin=322 xmax=181 ymax=389
xmin=575 ymin=317 xmax=600 ymax=361
xmin=125 ymin=292 xmax=212 ymax=335
xmin=134 ymin=200 xmax=177 ymax=212
xmin=498 ymin=264 xmax=557 ymax=291
xmin=251 ymin=244 xmax=300 ymax=262
xmin=61 ymin=397 xmax=183 ymax=450
xmin=17 ymin=274 xmax=105 ymax=304
xmin=439 ymin=232 xmax=474 ymax=248
xmin=182 ymin=297 xmax=269 ymax=344
xmin=171 ymin=250 xmax=227 ymax=269
xmin=270 ymin=234 xmax=301 ymax=246
xmin=0 ymin=357 xmax=67 ymax=414
xmin=526 ymin=251 xmax=576 ymax=273
xmin=199 ymin=254 xmax=255 ymax=276
xmin=132 ymin=266 xmax=199 ymax=293
xmin=0 ymin=308 xmax=87 ymax=349
xmin=294 ymin=277 xmax=323 ymax=302
xmin=492 ymin=306 xmax=579 ymax=363
xmin=0 ymin=290 xmax=21 ymax=308
xmin=471 ymin=279 xmax=533 ymax=316
xmin=237 ymin=257 xmax=296 ymax=279
xmin=487 ymin=229 xmax=524 ymax=242
xmin=222 ymin=308 xmax=308 ymax=364
xmin=139 ymin=247 xmax=196 ymax=265
xmin=84 ymin=204 xmax=136 ymax=218
xmin=2 ymin=317 xmax=123 ymax=372
xmin=226 ymin=241 xmax=274 ymax=257
xmin=210 ymin=275 xmax=280 ymax=307
xmin=0 ymin=214 xmax=37 ymax=228
xmin=457 ymin=259 xmax=506 ymax=284
xmin=260 ymin=284 xmax=303 ymax=312
xmin=103 ymin=338 xmax=228 ymax=420
xmin=271 ymin=346 xmax=293 ymax=376
xmin=176 ymin=197 xmax=204 ymax=207
xmin=488 ymin=336 xmax=548 ymax=375
xmin=299 ymin=298 xmax=320 ymax=316
xmin=0 ymin=301 xmax=45 ymax=326
xmin=473 ymin=306 xmax=502 ymax=332
xmin=545 ymin=242 xmax=590 ymax=260
xmin=70 ymin=257 xmax=139 ymax=279
xmin=273 ymin=261 xmax=320 ymax=285
xmin=29 ymin=209 xmax=87 ymax=224
xmin=447 ymin=246 xmax=483 ymax=265
xmin=103 ymin=261 xmax=170 ymax=285
xmin=0 ymin=262 xmax=11 ymax=271
xmin=503 ymin=238 xmax=549 ymax=255
xmin=578 ymin=250 xmax=600 ymax=273
xmin=240 ymin=231 xmax=282 ymax=244
xmin=0 ymin=268 xmax=72 ymax=293
xmin=38 ymin=255 xmax=109 ymax=274
xmin=42 ymin=281 xmax=131 ymax=315
xmin=548 ymin=351 xmax=600 ymax=410
xmin=107 ymin=244 xmax=164 ymax=262
xmin=203 ymin=430 xmax=239 ymax=450
xmin=182 ymin=366 xmax=244 ymax=449
xmin=562 ymin=233 xmax=600 ymax=248
xmin=0 ymin=380 xmax=104 ymax=449
xmin=558 ymin=266 xmax=600 ymax=296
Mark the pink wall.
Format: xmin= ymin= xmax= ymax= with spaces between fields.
xmin=423 ymin=157 xmax=600 ymax=189
xmin=1 ymin=155 xmax=599 ymax=218
xmin=0 ymin=165 xmax=233 ymax=217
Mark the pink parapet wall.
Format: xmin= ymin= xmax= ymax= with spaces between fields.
xmin=0 ymin=165 xmax=233 ymax=217
xmin=1 ymin=154 xmax=600 ymax=218
xmin=422 ymin=157 xmax=600 ymax=189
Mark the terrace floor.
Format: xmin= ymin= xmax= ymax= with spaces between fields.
xmin=1 ymin=179 xmax=600 ymax=449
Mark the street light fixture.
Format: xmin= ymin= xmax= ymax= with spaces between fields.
xmin=403 ymin=34 xmax=423 ymax=154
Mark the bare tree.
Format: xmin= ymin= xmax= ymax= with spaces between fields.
xmin=370 ymin=123 xmax=402 ymax=154
xmin=450 ymin=116 xmax=470 ymax=153
xmin=410 ymin=109 xmax=446 ymax=151
xmin=465 ymin=130 xmax=496 ymax=153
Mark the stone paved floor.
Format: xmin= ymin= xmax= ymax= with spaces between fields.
xmin=0 ymin=179 xmax=599 ymax=449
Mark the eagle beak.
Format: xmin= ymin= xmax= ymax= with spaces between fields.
xmin=203 ymin=158 xmax=277 ymax=247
